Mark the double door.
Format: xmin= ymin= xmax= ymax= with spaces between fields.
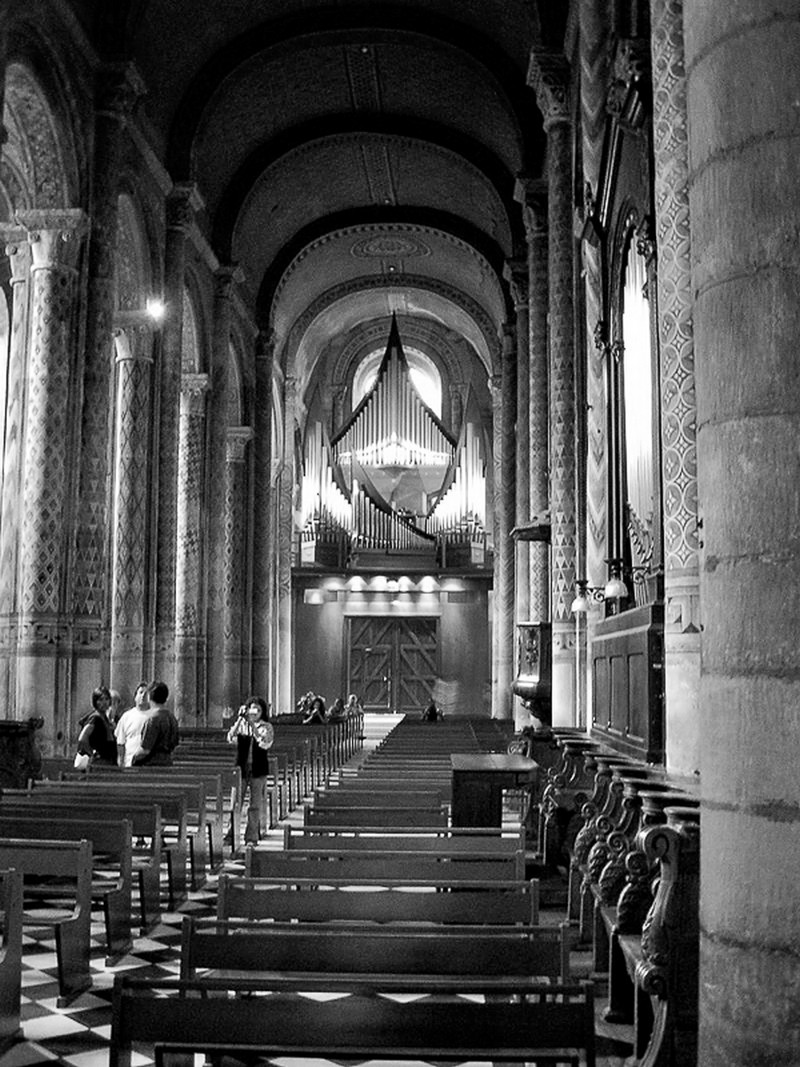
xmin=347 ymin=616 xmax=438 ymax=714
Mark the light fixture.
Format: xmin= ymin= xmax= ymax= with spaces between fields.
xmin=570 ymin=579 xmax=605 ymax=614
xmin=145 ymin=297 xmax=166 ymax=322
xmin=603 ymin=561 xmax=628 ymax=601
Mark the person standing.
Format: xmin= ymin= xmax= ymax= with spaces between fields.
xmin=76 ymin=685 xmax=118 ymax=765
xmin=131 ymin=682 xmax=179 ymax=766
xmin=227 ymin=696 xmax=275 ymax=845
xmin=115 ymin=682 xmax=153 ymax=767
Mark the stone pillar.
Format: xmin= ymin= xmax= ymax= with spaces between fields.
xmin=72 ymin=63 xmax=145 ymax=695
xmin=0 ymin=233 xmax=31 ymax=713
xmin=529 ymin=51 xmax=577 ymax=727
xmin=490 ymin=327 xmax=516 ymax=721
xmin=505 ymin=258 xmax=530 ymax=627
xmin=648 ymin=0 xmax=701 ymax=777
xmin=154 ymin=184 xmax=199 ymax=684
xmin=109 ymin=325 xmax=154 ymax=696
xmin=14 ymin=210 xmax=87 ymax=750
xmin=276 ymin=374 xmax=296 ymax=715
xmin=222 ymin=427 xmax=253 ymax=708
xmin=251 ymin=331 xmax=275 ymax=702
xmin=516 ymin=181 xmax=550 ymax=625
xmin=205 ymin=266 xmax=239 ymax=722
xmin=173 ymin=373 xmax=209 ymax=721
xmin=685 ymin=4 xmax=800 ymax=1063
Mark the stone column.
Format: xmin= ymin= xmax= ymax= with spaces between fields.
xmin=153 ymin=184 xmax=199 ymax=684
xmin=109 ymin=325 xmax=154 ymax=695
xmin=490 ymin=327 xmax=516 ymax=721
xmin=504 ymin=258 xmax=530 ymax=628
xmin=72 ymin=63 xmax=145 ymax=692
xmin=14 ymin=210 xmax=87 ymax=750
xmin=251 ymin=331 xmax=275 ymax=702
xmin=276 ymin=374 xmax=296 ymax=715
xmin=205 ymin=266 xmax=239 ymax=722
xmin=173 ymin=373 xmax=209 ymax=721
xmin=685 ymin=4 xmax=800 ymax=1064
xmin=516 ymin=181 xmax=550 ymax=625
xmin=648 ymin=0 xmax=701 ymax=777
xmin=0 ymin=233 xmax=31 ymax=713
xmin=529 ymin=51 xmax=577 ymax=727
xmin=222 ymin=427 xmax=253 ymax=708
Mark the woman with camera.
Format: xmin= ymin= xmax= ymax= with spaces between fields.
xmin=226 ymin=696 xmax=275 ymax=845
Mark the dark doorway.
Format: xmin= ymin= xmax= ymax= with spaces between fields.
xmin=346 ymin=616 xmax=439 ymax=714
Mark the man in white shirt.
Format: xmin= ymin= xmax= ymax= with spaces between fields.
xmin=115 ymin=682 xmax=153 ymax=767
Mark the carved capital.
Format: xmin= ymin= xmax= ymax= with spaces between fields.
xmin=166 ymin=183 xmax=203 ymax=232
xmin=214 ymin=263 xmax=245 ymax=302
xmin=528 ymin=49 xmax=571 ymax=130
xmin=514 ymin=176 xmax=548 ymax=239
xmin=503 ymin=257 xmax=528 ymax=311
xmin=256 ymin=329 xmax=277 ymax=363
xmin=16 ymin=208 xmax=89 ymax=271
xmin=180 ymin=372 xmax=210 ymax=414
xmin=2 ymin=228 xmax=31 ymax=283
xmin=226 ymin=425 xmax=254 ymax=463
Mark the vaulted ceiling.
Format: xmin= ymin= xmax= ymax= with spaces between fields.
xmin=77 ymin=0 xmax=556 ymax=390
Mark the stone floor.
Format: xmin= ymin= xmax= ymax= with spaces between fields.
xmin=0 ymin=714 xmax=634 ymax=1067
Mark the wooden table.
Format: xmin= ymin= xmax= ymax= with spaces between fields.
xmin=450 ymin=754 xmax=538 ymax=827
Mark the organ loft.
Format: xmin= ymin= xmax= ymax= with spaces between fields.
xmin=0 ymin=1 xmax=797 ymax=1065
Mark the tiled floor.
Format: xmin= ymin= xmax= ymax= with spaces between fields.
xmin=0 ymin=717 xmax=634 ymax=1067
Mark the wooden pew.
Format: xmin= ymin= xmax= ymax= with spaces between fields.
xmin=304 ymin=804 xmax=448 ymax=828
xmin=245 ymin=847 xmax=524 ymax=881
xmin=0 ymin=838 xmax=92 ymax=1006
xmin=282 ymin=823 xmax=525 ymax=853
xmin=311 ymin=787 xmax=445 ymax=809
xmin=217 ymin=872 xmax=540 ymax=925
xmin=180 ymin=914 xmax=571 ymax=983
xmin=276 ymin=840 xmax=525 ymax=877
xmin=0 ymin=798 xmax=163 ymax=930
xmin=0 ymin=867 xmax=23 ymax=1049
xmin=20 ymin=781 xmax=194 ymax=902
xmin=110 ymin=975 xmax=597 ymax=1067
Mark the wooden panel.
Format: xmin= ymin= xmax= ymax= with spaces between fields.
xmin=347 ymin=617 xmax=438 ymax=714
xmin=591 ymin=604 xmax=664 ymax=763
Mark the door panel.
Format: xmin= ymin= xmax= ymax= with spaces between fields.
xmin=347 ymin=617 xmax=439 ymax=714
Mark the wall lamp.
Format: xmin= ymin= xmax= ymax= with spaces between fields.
xmin=570 ymin=564 xmax=630 ymax=614
xmin=603 ymin=560 xmax=629 ymax=601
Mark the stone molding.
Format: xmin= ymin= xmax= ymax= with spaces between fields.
xmin=16 ymin=209 xmax=88 ymax=271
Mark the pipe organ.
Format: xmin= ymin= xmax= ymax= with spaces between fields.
xmin=299 ymin=316 xmax=488 ymax=564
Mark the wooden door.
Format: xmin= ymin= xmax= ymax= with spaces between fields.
xmin=347 ymin=617 xmax=439 ymax=714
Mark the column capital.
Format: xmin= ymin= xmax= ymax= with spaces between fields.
xmin=503 ymin=257 xmax=529 ymax=311
xmin=256 ymin=329 xmax=277 ymax=362
xmin=95 ymin=62 xmax=147 ymax=121
xmin=514 ymin=176 xmax=548 ymax=238
xmin=15 ymin=209 xmax=89 ymax=271
xmin=527 ymin=49 xmax=571 ymax=130
xmin=214 ymin=263 xmax=245 ymax=301
xmin=226 ymin=425 xmax=254 ymax=463
xmin=2 ymin=227 xmax=31 ymax=283
xmin=180 ymin=372 xmax=210 ymax=413
xmin=166 ymin=183 xmax=204 ymax=232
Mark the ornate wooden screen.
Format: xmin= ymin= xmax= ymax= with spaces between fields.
xmin=347 ymin=616 xmax=439 ymax=714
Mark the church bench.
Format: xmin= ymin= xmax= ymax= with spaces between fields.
xmin=0 ymin=803 xmax=162 ymax=935
xmin=245 ymin=847 xmax=523 ymax=882
xmin=282 ymin=823 xmax=525 ymax=853
xmin=217 ymin=872 xmax=540 ymax=925
xmin=179 ymin=914 xmax=571 ymax=983
xmin=23 ymin=779 xmax=199 ymax=898
xmin=178 ymin=740 xmax=293 ymax=818
xmin=110 ymin=975 xmax=596 ymax=1067
xmin=0 ymin=867 xmax=23 ymax=1049
xmin=278 ymin=840 xmax=525 ymax=877
xmin=304 ymin=803 xmax=448 ymax=828
xmin=0 ymin=838 xmax=92 ymax=1006
xmin=311 ymin=787 xmax=446 ymax=809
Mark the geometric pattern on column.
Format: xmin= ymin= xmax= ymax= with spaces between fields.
xmin=175 ymin=373 xmax=210 ymax=639
xmin=650 ymin=0 xmax=700 ymax=634
xmin=251 ymin=332 xmax=275 ymax=697
xmin=222 ymin=427 xmax=252 ymax=706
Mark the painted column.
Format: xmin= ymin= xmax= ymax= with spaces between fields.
xmin=276 ymin=373 xmax=296 ymax=715
xmin=0 ymin=233 xmax=31 ymax=713
xmin=109 ymin=325 xmax=154 ymax=695
xmin=515 ymin=180 xmax=550 ymax=625
xmin=154 ymin=183 xmax=199 ymax=684
xmin=490 ymin=327 xmax=516 ymax=721
xmin=529 ymin=51 xmax=577 ymax=727
xmin=684 ymin=3 xmax=800 ymax=1063
xmin=14 ymin=210 xmax=87 ymax=750
xmin=648 ymin=0 xmax=701 ymax=777
xmin=251 ymin=331 xmax=275 ymax=702
xmin=72 ymin=63 xmax=145 ymax=696
xmin=205 ymin=265 xmax=239 ymax=722
xmin=173 ymin=373 xmax=209 ymax=721
xmin=505 ymin=257 xmax=530 ymax=628
xmin=222 ymin=427 xmax=253 ymax=708
xmin=579 ymin=0 xmax=611 ymax=724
